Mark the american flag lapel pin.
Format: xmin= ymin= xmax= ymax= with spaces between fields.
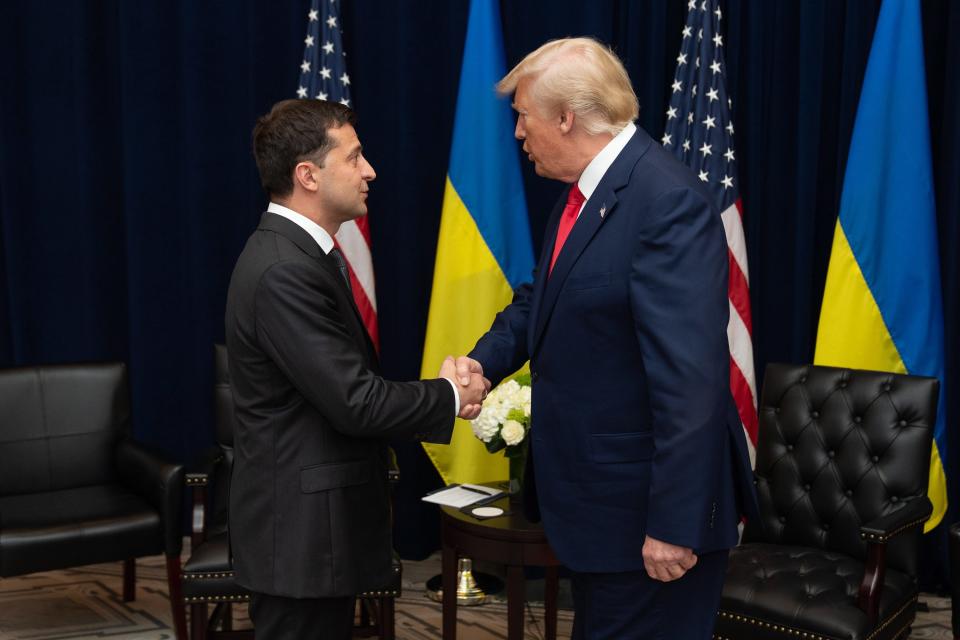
xmin=599 ymin=204 xmax=607 ymax=219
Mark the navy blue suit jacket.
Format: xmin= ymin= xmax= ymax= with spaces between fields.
xmin=470 ymin=127 xmax=757 ymax=573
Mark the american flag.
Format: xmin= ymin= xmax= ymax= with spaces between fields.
xmin=297 ymin=0 xmax=379 ymax=350
xmin=663 ymin=0 xmax=758 ymax=458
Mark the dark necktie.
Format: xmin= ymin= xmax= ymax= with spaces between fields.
xmin=329 ymin=247 xmax=352 ymax=293
xmin=549 ymin=184 xmax=586 ymax=274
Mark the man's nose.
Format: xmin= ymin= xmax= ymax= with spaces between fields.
xmin=514 ymin=119 xmax=524 ymax=140
xmin=362 ymin=157 xmax=376 ymax=180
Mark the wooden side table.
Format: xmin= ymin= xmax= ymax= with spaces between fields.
xmin=440 ymin=493 xmax=561 ymax=640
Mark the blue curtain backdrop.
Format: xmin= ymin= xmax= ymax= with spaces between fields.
xmin=1 ymin=0 xmax=958 ymax=586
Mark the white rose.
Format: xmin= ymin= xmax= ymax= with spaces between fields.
xmin=501 ymin=419 xmax=526 ymax=446
xmin=471 ymin=410 xmax=500 ymax=442
xmin=500 ymin=380 xmax=520 ymax=404
xmin=519 ymin=386 xmax=532 ymax=416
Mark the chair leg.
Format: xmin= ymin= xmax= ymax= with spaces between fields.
xmin=379 ymin=596 xmax=394 ymax=640
xmin=166 ymin=554 xmax=188 ymax=640
xmin=222 ymin=602 xmax=233 ymax=631
xmin=123 ymin=559 xmax=136 ymax=602
xmin=359 ymin=598 xmax=371 ymax=627
xmin=191 ymin=602 xmax=209 ymax=640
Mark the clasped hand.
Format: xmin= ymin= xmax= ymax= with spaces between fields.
xmin=439 ymin=356 xmax=490 ymax=419
xmin=642 ymin=535 xmax=697 ymax=582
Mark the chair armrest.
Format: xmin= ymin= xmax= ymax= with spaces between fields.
xmin=185 ymin=445 xmax=224 ymax=483
xmin=857 ymin=496 xmax=932 ymax=625
xmin=387 ymin=446 xmax=400 ymax=484
xmin=184 ymin=446 xmax=225 ymax=546
xmin=860 ymin=496 xmax=932 ymax=543
xmin=116 ymin=439 xmax=185 ymax=557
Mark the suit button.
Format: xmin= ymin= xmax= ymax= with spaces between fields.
xmin=779 ymin=516 xmax=786 ymax=524
xmin=811 ymin=411 xmax=820 ymax=419
xmin=846 ymin=490 xmax=853 ymax=497
xmin=872 ymin=455 xmax=879 ymax=463
xmin=531 ymin=372 xmax=539 ymax=383
xmin=891 ymin=496 xmax=899 ymax=503
xmin=828 ymin=450 xmax=835 ymax=459
xmin=803 ymin=484 xmax=811 ymax=492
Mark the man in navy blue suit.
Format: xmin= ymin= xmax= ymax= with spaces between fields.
xmin=456 ymin=38 xmax=757 ymax=639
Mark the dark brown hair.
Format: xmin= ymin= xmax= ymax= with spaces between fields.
xmin=252 ymin=99 xmax=357 ymax=198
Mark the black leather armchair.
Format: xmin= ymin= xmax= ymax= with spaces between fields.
xmin=715 ymin=363 xmax=939 ymax=640
xmin=181 ymin=345 xmax=400 ymax=639
xmin=0 ymin=362 xmax=187 ymax=639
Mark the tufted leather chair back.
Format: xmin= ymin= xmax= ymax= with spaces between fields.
xmin=745 ymin=363 xmax=938 ymax=577
xmin=0 ymin=363 xmax=128 ymax=496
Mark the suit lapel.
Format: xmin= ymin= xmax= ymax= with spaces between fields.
xmin=259 ymin=213 xmax=379 ymax=365
xmin=530 ymin=130 xmax=651 ymax=355
xmin=526 ymin=195 xmax=565 ymax=349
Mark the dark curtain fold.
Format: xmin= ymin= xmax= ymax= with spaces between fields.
xmin=1 ymin=0 xmax=957 ymax=584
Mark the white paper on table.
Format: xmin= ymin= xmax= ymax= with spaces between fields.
xmin=421 ymin=484 xmax=505 ymax=508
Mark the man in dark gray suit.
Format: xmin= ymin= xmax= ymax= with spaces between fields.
xmin=225 ymin=99 xmax=488 ymax=638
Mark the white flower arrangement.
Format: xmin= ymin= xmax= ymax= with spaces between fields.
xmin=470 ymin=374 xmax=531 ymax=454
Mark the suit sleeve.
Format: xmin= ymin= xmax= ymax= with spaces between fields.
xmin=629 ymin=187 xmax=730 ymax=550
xmin=468 ymin=280 xmax=535 ymax=387
xmin=255 ymin=259 xmax=455 ymax=443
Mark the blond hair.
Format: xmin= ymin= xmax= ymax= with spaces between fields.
xmin=497 ymin=37 xmax=639 ymax=137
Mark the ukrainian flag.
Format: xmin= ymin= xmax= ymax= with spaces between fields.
xmin=419 ymin=0 xmax=534 ymax=486
xmin=815 ymin=0 xmax=948 ymax=531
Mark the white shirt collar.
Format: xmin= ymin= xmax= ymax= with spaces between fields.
xmin=577 ymin=122 xmax=637 ymax=205
xmin=266 ymin=202 xmax=335 ymax=255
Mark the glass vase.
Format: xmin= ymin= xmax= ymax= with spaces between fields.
xmin=505 ymin=441 xmax=528 ymax=499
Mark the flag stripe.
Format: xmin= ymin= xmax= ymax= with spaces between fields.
xmin=335 ymin=221 xmax=377 ymax=312
xmin=728 ymin=250 xmax=752 ymax=334
xmin=722 ymin=200 xmax=749 ymax=286
xmin=730 ymin=358 xmax=758 ymax=463
xmin=728 ymin=300 xmax=757 ymax=403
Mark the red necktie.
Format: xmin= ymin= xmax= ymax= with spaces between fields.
xmin=549 ymin=184 xmax=586 ymax=274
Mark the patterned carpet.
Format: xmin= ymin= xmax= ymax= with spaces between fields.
xmin=0 ymin=548 xmax=951 ymax=639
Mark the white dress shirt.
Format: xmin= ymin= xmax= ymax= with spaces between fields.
xmin=267 ymin=202 xmax=335 ymax=254
xmin=266 ymin=202 xmax=461 ymax=415
xmin=575 ymin=122 xmax=637 ymax=218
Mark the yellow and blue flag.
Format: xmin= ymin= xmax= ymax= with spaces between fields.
xmin=420 ymin=0 xmax=533 ymax=485
xmin=815 ymin=0 xmax=948 ymax=531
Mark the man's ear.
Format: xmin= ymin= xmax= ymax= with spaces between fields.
xmin=294 ymin=162 xmax=320 ymax=193
xmin=558 ymin=109 xmax=575 ymax=134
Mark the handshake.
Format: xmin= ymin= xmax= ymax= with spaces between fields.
xmin=438 ymin=356 xmax=489 ymax=420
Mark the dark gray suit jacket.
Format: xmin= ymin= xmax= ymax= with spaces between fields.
xmin=225 ymin=212 xmax=453 ymax=598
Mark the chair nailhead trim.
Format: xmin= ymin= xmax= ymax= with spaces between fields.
xmin=181 ymin=571 xmax=236 ymax=580
xmin=861 ymin=516 xmax=926 ymax=543
xmin=716 ymin=595 xmax=917 ymax=640
xmin=358 ymin=590 xmax=400 ymax=597
xmin=185 ymin=477 xmax=209 ymax=486
xmin=184 ymin=595 xmax=251 ymax=603
xmin=717 ymin=610 xmax=833 ymax=639
xmin=865 ymin=595 xmax=917 ymax=640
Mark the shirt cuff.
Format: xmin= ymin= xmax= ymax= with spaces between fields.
xmin=444 ymin=378 xmax=461 ymax=416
